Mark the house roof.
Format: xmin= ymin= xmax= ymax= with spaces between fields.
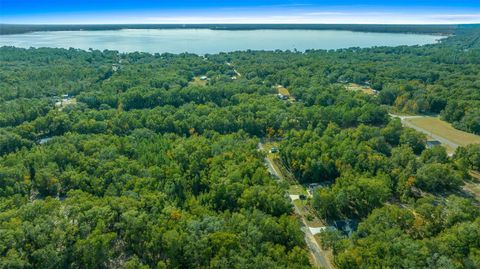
xmin=426 ymin=140 xmax=441 ymax=147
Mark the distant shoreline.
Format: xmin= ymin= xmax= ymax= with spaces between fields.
xmin=0 ymin=28 xmax=445 ymax=55
xmin=1 ymin=23 xmax=476 ymax=35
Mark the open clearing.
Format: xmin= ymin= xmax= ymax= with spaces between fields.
xmin=277 ymin=85 xmax=290 ymax=96
xmin=55 ymin=98 xmax=77 ymax=111
xmin=345 ymin=83 xmax=377 ymax=95
xmin=391 ymin=113 xmax=480 ymax=154
xmin=189 ymin=76 xmax=207 ymax=86
xmin=276 ymin=85 xmax=296 ymax=102
xmin=289 ymin=184 xmax=309 ymax=196
xmin=405 ymin=117 xmax=480 ymax=148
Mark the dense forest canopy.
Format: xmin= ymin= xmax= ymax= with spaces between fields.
xmin=0 ymin=26 xmax=479 ymax=268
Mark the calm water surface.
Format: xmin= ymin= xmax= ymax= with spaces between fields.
xmin=0 ymin=29 xmax=443 ymax=54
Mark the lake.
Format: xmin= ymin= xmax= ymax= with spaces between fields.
xmin=0 ymin=29 xmax=443 ymax=54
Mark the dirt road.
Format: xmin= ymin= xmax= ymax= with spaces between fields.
xmin=259 ymin=142 xmax=334 ymax=269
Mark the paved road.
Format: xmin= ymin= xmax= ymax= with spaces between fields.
xmin=389 ymin=114 xmax=460 ymax=151
xmin=259 ymin=142 xmax=334 ymax=269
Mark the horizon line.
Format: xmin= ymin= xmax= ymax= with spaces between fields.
xmin=2 ymin=22 xmax=478 ymax=26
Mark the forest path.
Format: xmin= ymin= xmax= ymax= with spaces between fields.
xmin=226 ymin=62 xmax=242 ymax=77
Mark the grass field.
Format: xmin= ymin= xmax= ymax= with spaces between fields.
xmin=345 ymin=83 xmax=377 ymax=95
xmin=289 ymin=184 xmax=309 ymax=196
xmin=189 ymin=76 xmax=207 ymax=86
xmin=277 ymin=86 xmax=290 ymax=96
xmin=405 ymin=117 xmax=480 ymax=147
xmin=276 ymin=85 xmax=296 ymax=102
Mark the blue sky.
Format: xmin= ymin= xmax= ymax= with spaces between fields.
xmin=1 ymin=0 xmax=479 ymax=24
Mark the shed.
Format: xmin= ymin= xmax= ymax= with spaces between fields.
xmin=426 ymin=140 xmax=441 ymax=148
xmin=38 ymin=137 xmax=53 ymax=145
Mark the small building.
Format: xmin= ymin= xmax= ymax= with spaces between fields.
xmin=200 ymin=76 xmax=208 ymax=80
xmin=38 ymin=137 xmax=53 ymax=145
xmin=426 ymin=140 xmax=442 ymax=148
xmin=307 ymin=182 xmax=331 ymax=192
xmin=309 ymin=226 xmax=336 ymax=235
xmin=306 ymin=184 xmax=315 ymax=195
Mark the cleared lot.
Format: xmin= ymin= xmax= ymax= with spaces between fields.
xmin=345 ymin=83 xmax=377 ymax=95
xmin=404 ymin=116 xmax=480 ymax=148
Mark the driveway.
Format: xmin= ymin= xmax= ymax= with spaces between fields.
xmin=259 ymin=142 xmax=334 ymax=269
